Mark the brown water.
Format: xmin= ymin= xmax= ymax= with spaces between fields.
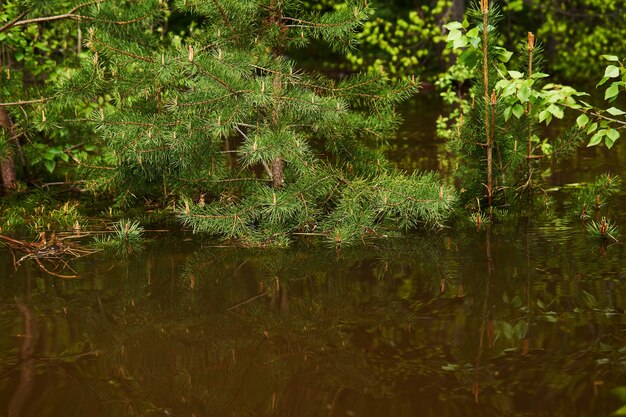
xmin=1 ymin=96 xmax=626 ymax=417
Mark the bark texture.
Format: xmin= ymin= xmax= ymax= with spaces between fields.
xmin=0 ymin=108 xmax=17 ymax=190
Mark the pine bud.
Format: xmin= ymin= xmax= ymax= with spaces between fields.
xmin=41 ymin=109 xmax=46 ymax=123
xmin=218 ymin=48 xmax=222 ymax=60
xmin=527 ymin=32 xmax=535 ymax=51
xmin=481 ymin=0 xmax=488 ymax=12
xmin=261 ymin=81 xmax=265 ymax=93
xmin=353 ymin=6 xmax=358 ymax=18
xmin=188 ymin=45 xmax=194 ymax=62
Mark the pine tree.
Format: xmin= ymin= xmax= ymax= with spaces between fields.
xmin=0 ymin=0 xmax=164 ymax=191
xmin=445 ymin=0 xmax=585 ymax=213
xmin=64 ymin=0 xmax=457 ymax=246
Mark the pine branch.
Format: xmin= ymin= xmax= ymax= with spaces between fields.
xmin=90 ymin=36 xmax=156 ymax=63
xmin=5 ymin=4 xmax=152 ymax=30
xmin=0 ymin=97 xmax=51 ymax=107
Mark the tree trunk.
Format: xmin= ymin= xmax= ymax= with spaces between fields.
xmin=452 ymin=0 xmax=465 ymax=21
xmin=272 ymin=157 xmax=284 ymax=188
xmin=0 ymin=108 xmax=18 ymax=191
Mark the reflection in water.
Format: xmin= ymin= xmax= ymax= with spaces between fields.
xmin=7 ymin=303 xmax=37 ymax=417
xmin=0 ymin=222 xmax=625 ymax=416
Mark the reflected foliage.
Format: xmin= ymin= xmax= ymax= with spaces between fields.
xmin=1 ymin=217 xmax=625 ymax=416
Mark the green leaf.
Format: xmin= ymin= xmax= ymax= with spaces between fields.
xmin=497 ymin=49 xmax=513 ymax=63
xmin=576 ymin=114 xmax=589 ymax=128
xmin=547 ymin=104 xmax=564 ymax=119
xmin=587 ymin=122 xmax=598 ymax=134
xmin=605 ymin=83 xmax=620 ymax=100
xmin=466 ymin=27 xmax=479 ymax=38
xmin=447 ymin=29 xmax=462 ymax=41
xmin=607 ymin=128 xmax=620 ymax=141
xmin=517 ymin=83 xmax=532 ymax=102
xmin=44 ymin=160 xmax=56 ymax=173
xmin=453 ymin=37 xmax=468 ymax=48
xmin=607 ymin=107 xmax=626 ymax=116
xmin=531 ymin=72 xmax=550 ymax=79
xmin=606 ymin=137 xmax=617 ymax=149
xmin=587 ymin=131 xmax=605 ymax=147
xmin=597 ymin=77 xmax=609 ymax=87
xmin=605 ymin=65 xmax=620 ymax=78
xmin=508 ymin=70 xmax=523 ymax=79
xmin=602 ymin=55 xmax=620 ymax=62
xmin=512 ymin=103 xmax=524 ymax=118
xmin=503 ymin=106 xmax=512 ymax=122
xmin=444 ymin=22 xmax=464 ymax=30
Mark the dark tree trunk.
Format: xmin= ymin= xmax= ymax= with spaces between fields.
xmin=452 ymin=0 xmax=465 ymax=22
xmin=0 ymin=108 xmax=18 ymax=191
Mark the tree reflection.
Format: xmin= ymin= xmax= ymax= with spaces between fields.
xmin=0 ymin=227 xmax=624 ymax=416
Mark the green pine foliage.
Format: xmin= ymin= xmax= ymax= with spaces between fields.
xmin=443 ymin=1 xmax=586 ymax=211
xmin=59 ymin=0 xmax=456 ymax=246
xmin=446 ymin=3 xmax=525 ymax=208
xmin=0 ymin=0 xmax=165 ymax=185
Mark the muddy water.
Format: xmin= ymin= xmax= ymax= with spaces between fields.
xmin=1 ymin=97 xmax=626 ymax=417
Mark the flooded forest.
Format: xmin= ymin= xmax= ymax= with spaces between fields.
xmin=1 ymin=1 xmax=626 ymax=416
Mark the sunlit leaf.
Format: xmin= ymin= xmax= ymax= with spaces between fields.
xmin=447 ymin=29 xmax=462 ymax=41
xmin=604 ymin=65 xmax=620 ymax=78
xmin=547 ymin=104 xmax=564 ymax=119
xmin=453 ymin=37 xmax=468 ymax=48
xmin=602 ymin=55 xmax=620 ymax=62
xmin=605 ymin=83 xmax=620 ymax=100
xmin=444 ymin=22 xmax=463 ymax=30
xmin=576 ymin=114 xmax=589 ymax=128
xmin=607 ymin=128 xmax=620 ymax=141
xmin=587 ymin=131 xmax=604 ymax=147
xmin=518 ymin=83 xmax=532 ymax=102
xmin=607 ymin=107 xmax=626 ymax=116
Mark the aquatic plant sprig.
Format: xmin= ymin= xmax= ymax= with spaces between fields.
xmin=92 ymin=219 xmax=146 ymax=255
xmin=586 ymin=217 xmax=619 ymax=242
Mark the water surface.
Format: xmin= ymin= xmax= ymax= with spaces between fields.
xmin=1 ymin=96 xmax=625 ymax=417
